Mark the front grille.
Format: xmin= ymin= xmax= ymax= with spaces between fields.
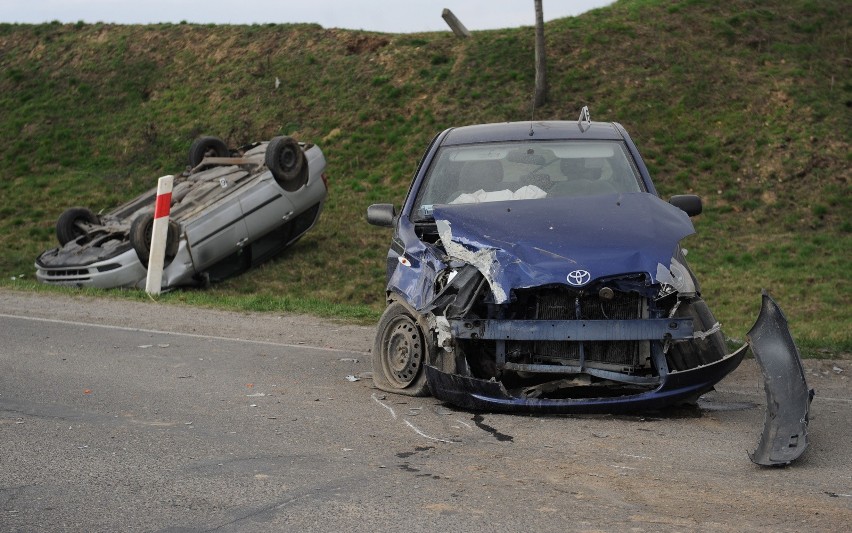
xmin=510 ymin=286 xmax=646 ymax=369
xmin=42 ymin=268 xmax=92 ymax=282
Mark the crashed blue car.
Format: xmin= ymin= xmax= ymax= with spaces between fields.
xmin=368 ymin=109 xmax=810 ymax=464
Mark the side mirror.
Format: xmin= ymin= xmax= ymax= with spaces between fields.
xmin=669 ymin=195 xmax=703 ymax=217
xmin=367 ymin=203 xmax=397 ymax=227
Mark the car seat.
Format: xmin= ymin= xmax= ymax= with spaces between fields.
xmin=559 ymin=158 xmax=601 ymax=181
xmin=459 ymin=160 xmax=504 ymax=192
xmin=519 ymin=173 xmax=553 ymax=191
xmin=551 ymin=158 xmax=617 ymax=196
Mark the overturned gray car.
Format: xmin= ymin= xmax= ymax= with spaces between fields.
xmin=36 ymin=136 xmax=328 ymax=289
xmin=368 ymin=109 xmax=812 ymax=465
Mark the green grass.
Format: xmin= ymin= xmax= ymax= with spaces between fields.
xmin=0 ymin=0 xmax=849 ymax=356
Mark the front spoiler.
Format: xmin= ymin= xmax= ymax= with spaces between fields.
xmin=426 ymin=344 xmax=747 ymax=415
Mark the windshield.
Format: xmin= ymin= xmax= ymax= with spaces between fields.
xmin=413 ymin=140 xmax=644 ymax=220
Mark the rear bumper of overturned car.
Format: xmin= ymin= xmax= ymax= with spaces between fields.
xmin=426 ymin=344 xmax=747 ymax=414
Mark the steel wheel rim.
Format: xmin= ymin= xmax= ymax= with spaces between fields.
xmin=280 ymin=148 xmax=297 ymax=173
xmin=381 ymin=315 xmax=423 ymax=387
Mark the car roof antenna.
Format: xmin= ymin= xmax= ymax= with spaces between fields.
xmin=578 ymin=106 xmax=592 ymax=133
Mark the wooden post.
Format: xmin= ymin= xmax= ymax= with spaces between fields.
xmin=534 ymin=0 xmax=547 ymax=106
xmin=442 ymin=8 xmax=471 ymax=38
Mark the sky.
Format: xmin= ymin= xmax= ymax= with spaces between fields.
xmin=1 ymin=1 xmax=614 ymax=33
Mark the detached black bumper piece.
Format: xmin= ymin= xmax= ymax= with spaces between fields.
xmin=748 ymin=292 xmax=813 ymax=466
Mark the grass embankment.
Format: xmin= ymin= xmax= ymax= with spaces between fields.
xmin=0 ymin=0 xmax=848 ymax=354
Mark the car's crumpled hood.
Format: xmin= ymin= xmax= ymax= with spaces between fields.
xmin=433 ymin=192 xmax=695 ymax=303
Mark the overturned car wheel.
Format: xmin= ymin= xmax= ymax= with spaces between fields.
xmin=372 ymin=301 xmax=430 ymax=396
xmin=56 ymin=207 xmax=99 ymax=246
xmin=265 ymin=136 xmax=308 ymax=192
xmin=129 ymin=212 xmax=180 ymax=267
xmin=188 ymin=136 xmax=229 ymax=167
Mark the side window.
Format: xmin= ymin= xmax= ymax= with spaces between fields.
xmin=412 ymin=148 xmax=457 ymax=219
xmin=425 ymin=155 xmax=466 ymax=205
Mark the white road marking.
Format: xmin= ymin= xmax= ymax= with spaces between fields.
xmin=371 ymin=393 xmax=397 ymax=419
xmin=0 ymin=313 xmax=368 ymax=355
xmin=370 ymin=394 xmax=458 ymax=442
xmin=403 ymin=420 xmax=455 ymax=444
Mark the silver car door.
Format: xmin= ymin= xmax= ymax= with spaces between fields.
xmin=184 ymin=194 xmax=250 ymax=271
xmin=237 ymin=173 xmax=297 ymax=242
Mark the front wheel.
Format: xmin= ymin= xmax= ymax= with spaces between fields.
xmin=667 ymin=297 xmax=727 ymax=371
xmin=372 ymin=301 xmax=431 ymax=396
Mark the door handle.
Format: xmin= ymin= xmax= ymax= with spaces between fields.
xmin=236 ymin=237 xmax=249 ymax=247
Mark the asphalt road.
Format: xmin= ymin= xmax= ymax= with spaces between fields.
xmin=1 ymin=291 xmax=850 ymax=532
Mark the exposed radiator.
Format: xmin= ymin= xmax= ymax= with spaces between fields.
xmin=512 ymin=288 xmax=646 ymax=368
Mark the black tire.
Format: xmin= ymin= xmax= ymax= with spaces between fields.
xmin=372 ymin=300 xmax=431 ymax=397
xmin=265 ymin=136 xmax=308 ymax=192
xmin=667 ymin=297 xmax=727 ymax=371
xmin=188 ymin=136 xmax=229 ymax=167
xmin=56 ymin=207 xmax=99 ymax=246
xmin=129 ymin=212 xmax=180 ymax=267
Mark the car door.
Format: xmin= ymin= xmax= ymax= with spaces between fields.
xmin=183 ymin=194 xmax=250 ymax=271
xmin=238 ymin=175 xmax=297 ymax=238
xmin=237 ymin=174 xmax=297 ymax=262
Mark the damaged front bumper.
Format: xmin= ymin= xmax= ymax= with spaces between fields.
xmin=427 ymin=345 xmax=747 ymax=414
xmin=427 ymin=293 xmax=812 ymax=465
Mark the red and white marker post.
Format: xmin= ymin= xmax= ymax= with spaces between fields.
xmin=145 ymin=175 xmax=174 ymax=295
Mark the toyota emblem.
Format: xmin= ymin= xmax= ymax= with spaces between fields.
xmin=567 ymin=269 xmax=591 ymax=286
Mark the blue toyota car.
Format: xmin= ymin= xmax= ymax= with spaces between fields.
xmin=367 ymin=109 xmax=810 ymax=464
